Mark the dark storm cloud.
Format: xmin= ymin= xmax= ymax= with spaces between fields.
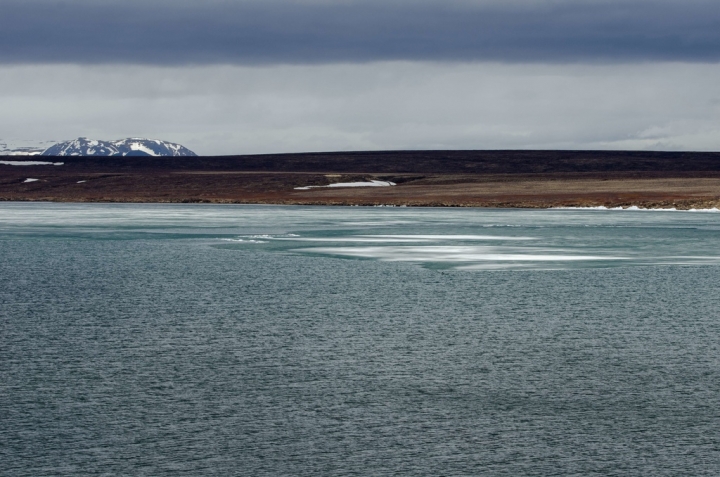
xmin=2 ymin=0 xmax=720 ymax=64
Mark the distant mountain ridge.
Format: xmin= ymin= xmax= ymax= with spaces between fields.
xmin=40 ymin=138 xmax=197 ymax=157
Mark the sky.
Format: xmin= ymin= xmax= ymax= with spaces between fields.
xmin=2 ymin=0 xmax=720 ymax=155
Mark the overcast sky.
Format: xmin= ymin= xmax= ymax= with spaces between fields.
xmin=2 ymin=0 xmax=720 ymax=154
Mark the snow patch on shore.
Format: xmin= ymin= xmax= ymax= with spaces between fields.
xmin=295 ymin=180 xmax=396 ymax=190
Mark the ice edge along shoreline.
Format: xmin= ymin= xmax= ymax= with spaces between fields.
xmin=2 ymin=198 xmax=720 ymax=211
xmin=554 ymin=206 xmax=720 ymax=212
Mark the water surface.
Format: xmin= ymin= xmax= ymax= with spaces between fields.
xmin=2 ymin=203 xmax=720 ymax=475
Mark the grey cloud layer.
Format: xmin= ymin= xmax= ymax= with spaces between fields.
xmin=4 ymin=63 xmax=720 ymax=154
xmin=3 ymin=1 xmax=720 ymax=64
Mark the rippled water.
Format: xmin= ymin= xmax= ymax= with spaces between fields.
xmin=2 ymin=203 xmax=720 ymax=475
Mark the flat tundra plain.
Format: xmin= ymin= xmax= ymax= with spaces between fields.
xmin=3 ymin=150 xmax=720 ymax=208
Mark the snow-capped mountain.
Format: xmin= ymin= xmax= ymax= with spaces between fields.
xmin=41 ymin=138 xmax=197 ymax=157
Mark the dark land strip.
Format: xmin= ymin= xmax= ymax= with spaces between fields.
xmin=3 ymin=150 xmax=720 ymax=208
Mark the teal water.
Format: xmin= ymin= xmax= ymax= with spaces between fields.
xmin=2 ymin=203 xmax=720 ymax=475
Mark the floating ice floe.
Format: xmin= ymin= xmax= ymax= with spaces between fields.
xmin=221 ymin=233 xmax=300 ymax=244
xmin=0 ymin=160 xmax=63 ymax=166
xmin=295 ymin=180 xmax=396 ymax=190
xmin=23 ymin=178 xmax=39 ymax=183
xmin=221 ymin=238 xmax=268 ymax=244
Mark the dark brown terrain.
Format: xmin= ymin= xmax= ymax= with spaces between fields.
xmin=3 ymin=150 xmax=720 ymax=208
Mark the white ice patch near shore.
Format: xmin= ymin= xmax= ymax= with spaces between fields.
xmin=0 ymin=160 xmax=63 ymax=166
xmin=249 ymin=234 xmax=536 ymax=243
xmin=221 ymin=233 xmax=300 ymax=244
xmin=556 ymin=206 xmax=720 ymax=212
xmin=274 ymin=237 xmax=436 ymax=243
xmin=295 ymin=180 xmax=396 ymax=190
xmin=555 ymin=206 xmax=668 ymax=211
xmin=23 ymin=178 xmax=39 ymax=183
xmin=294 ymin=245 xmax=625 ymax=264
xmin=221 ymin=238 xmax=267 ymax=244
xmin=361 ymin=234 xmax=535 ymax=241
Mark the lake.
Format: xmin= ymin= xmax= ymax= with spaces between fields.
xmin=2 ymin=203 xmax=720 ymax=475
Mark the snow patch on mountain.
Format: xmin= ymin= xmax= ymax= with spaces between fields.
xmin=41 ymin=137 xmax=197 ymax=157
